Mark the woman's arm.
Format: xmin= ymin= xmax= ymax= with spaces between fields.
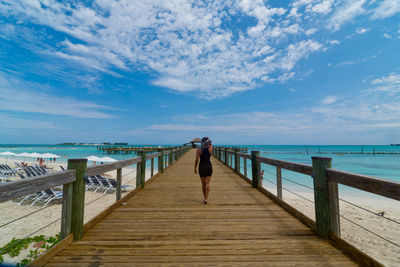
xmin=194 ymin=148 xmax=200 ymax=173
xmin=208 ymin=143 xmax=213 ymax=154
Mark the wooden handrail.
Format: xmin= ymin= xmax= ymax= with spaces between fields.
xmin=86 ymin=156 xmax=142 ymax=176
xmin=256 ymin=156 xmax=313 ymax=175
xmin=0 ymin=170 xmax=75 ymax=202
xmin=237 ymin=152 xmax=251 ymax=159
xmin=327 ymin=168 xmax=400 ymax=201
xmin=146 ymin=152 xmax=161 ymax=160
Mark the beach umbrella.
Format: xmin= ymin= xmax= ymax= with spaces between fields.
xmin=99 ymin=156 xmax=117 ymax=162
xmin=41 ymin=153 xmax=60 ymax=158
xmin=0 ymin=151 xmax=16 ymax=164
xmin=17 ymin=152 xmax=32 ymax=161
xmin=29 ymin=152 xmax=42 ymax=158
xmin=85 ymin=155 xmax=102 ymax=161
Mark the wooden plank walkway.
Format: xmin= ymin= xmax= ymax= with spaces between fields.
xmin=45 ymin=149 xmax=357 ymax=266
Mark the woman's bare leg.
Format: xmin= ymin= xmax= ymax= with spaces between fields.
xmin=200 ymin=177 xmax=206 ymax=200
xmin=204 ymin=176 xmax=211 ymax=203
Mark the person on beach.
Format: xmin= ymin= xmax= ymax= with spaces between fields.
xmin=194 ymin=137 xmax=213 ymax=204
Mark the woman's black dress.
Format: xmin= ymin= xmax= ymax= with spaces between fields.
xmin=199 ymin=148 xmax=213 ymax=177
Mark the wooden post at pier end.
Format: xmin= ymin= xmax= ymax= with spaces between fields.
xmin=116 ymin=168 xmax=122 ymax=201
xmin=276 ymin=166 xmax=282 ymax=200
xmin=140 ymin=152 xmax=146 ymax=188
xmin=151 ymin=158 xmax=154 ymax=177
xmin=312 ymin=156 xmax=340 ymax=238
xmin=61 ymin=181 xmax=73 ymax=239
xmin=67 ymin=158 xmax=87 ymax=241
xmin=169 ymin=150 xmax=173 ymax=166
xmin=158 ymin=149 xmax=164 ymax=173
xmin=218 ymin=147 xmax=221 ymax=161
xmin=244 ymin=158 xmax=247 ymax=177
xmin=234 ymin=149 xmax=239 ymax=173
xmin=136 ymin=155 xmax=142 ymax=188
xmin=251 ymin=151 xmax=261 ymax=188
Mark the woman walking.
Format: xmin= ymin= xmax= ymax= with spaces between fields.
xmin=194 ymin=137 xmax=213 ymax=204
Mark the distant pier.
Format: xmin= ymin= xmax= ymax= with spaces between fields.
xmin=97 ymin=146 xmax=165 ymax=154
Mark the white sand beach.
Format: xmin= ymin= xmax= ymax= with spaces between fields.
xmin=0 ymin=158 xmax=399 ymax=266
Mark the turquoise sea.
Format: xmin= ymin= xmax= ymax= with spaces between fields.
xmin=1 ymin=144 xmax=399 ymax=198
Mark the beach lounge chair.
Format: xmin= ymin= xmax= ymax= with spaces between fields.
xmin=0 ymin=174 xmax=11 ymax=183
xmin=0 ymin=164 xmax=14 ymax=175
xmin=31 ymin=188 xmax=62 ymax=207
xmin=17 ymin=191 xmax=44 ymax=205
xmin=84 ymin=175 xmax=96 ymax=191
xmin=88 ymin=176 xmax=104 ymax=192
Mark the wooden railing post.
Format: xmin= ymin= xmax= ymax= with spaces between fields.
xmin=151 ymin=157 xmax=154 ymax=177
xmin=136 ymin=154 xmax=142 ymax=188
xmin=61 ymin=181 xmax=73 ymax=239
xmin=169 ymin=150 xmax=173 ymax=166
xmin=251 ymin=151 xmax=261 ymax=188
xmin=244 ymin=157 xmax=247 ymax=177
xmin=224 ymin=148 xmax=228 ymax=165
xmin=116 ymin=168 xmax=122 ymax=201
xmin=140 ymin=152 xmax=146 ymax=188
xmin=276 ymin=166 xmax=282 ymax=200
xmin=312 ymin=157 xmax=340 ymax=238
xmin=158 ymin=150 xmax=164 ymax=173
xmin=234 ymin=149 xmax=239 ymax=173
xmin=67 ymin=158 xmax=87 ymax=241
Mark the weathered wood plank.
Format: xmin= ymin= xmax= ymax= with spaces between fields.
xmin=0 ymin=170 xmax=75 ymax=202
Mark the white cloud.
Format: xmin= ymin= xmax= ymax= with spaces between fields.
xmin=117 ymin=71 xmax=400 ymax=144
xmin=311 ymin=0 xmax=334 ymax=14
xmin=382 ymin=33 xmax=392 ymax=39
xmin=281 ymin=40 xmax=323 ymax=70
xmin=305 ymin=28 xmax=318 ymax=35
xmin=0 ymin=0 xmax=398 ymax=100
xmin=355 ymin=27 xmax=370 ymax=34
xmin=328 ymin=0 xmax=367 ymax=31
xmin=0 ymin=0 xmax=327 ymax=99
xmin=0 ymin=74 xmax=116 ymax=119
xmin=322 ymin=95 xmax=340 ymax=104
xmin=370 ymin=72 xmax=400 ymax=95
xmin=371 ymin=0 xmax=400 ymax=19
xmin=329 ymin=40 xmax=340 ymax=45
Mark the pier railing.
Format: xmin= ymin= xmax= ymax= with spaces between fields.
xmin=0 ymin=146 xmax=190 ymax=265
xmin=213 ymin=146 xmax=400 ymax=265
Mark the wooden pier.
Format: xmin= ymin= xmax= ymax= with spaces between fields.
xmin=37 ymin=149 xmax=360 ymax=266
xmin=97 ymin=146 xmax=169 ymax=154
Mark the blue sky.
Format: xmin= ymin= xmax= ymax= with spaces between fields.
xmin=0 ymin=0 xmax=399 ymax=145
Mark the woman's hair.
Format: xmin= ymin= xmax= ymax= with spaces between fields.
xmin=200 ymin=137 xmax=211 ymax=151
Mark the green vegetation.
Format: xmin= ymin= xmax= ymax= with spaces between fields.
xmin=0 ymin=233 xmax=60 ymax=266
